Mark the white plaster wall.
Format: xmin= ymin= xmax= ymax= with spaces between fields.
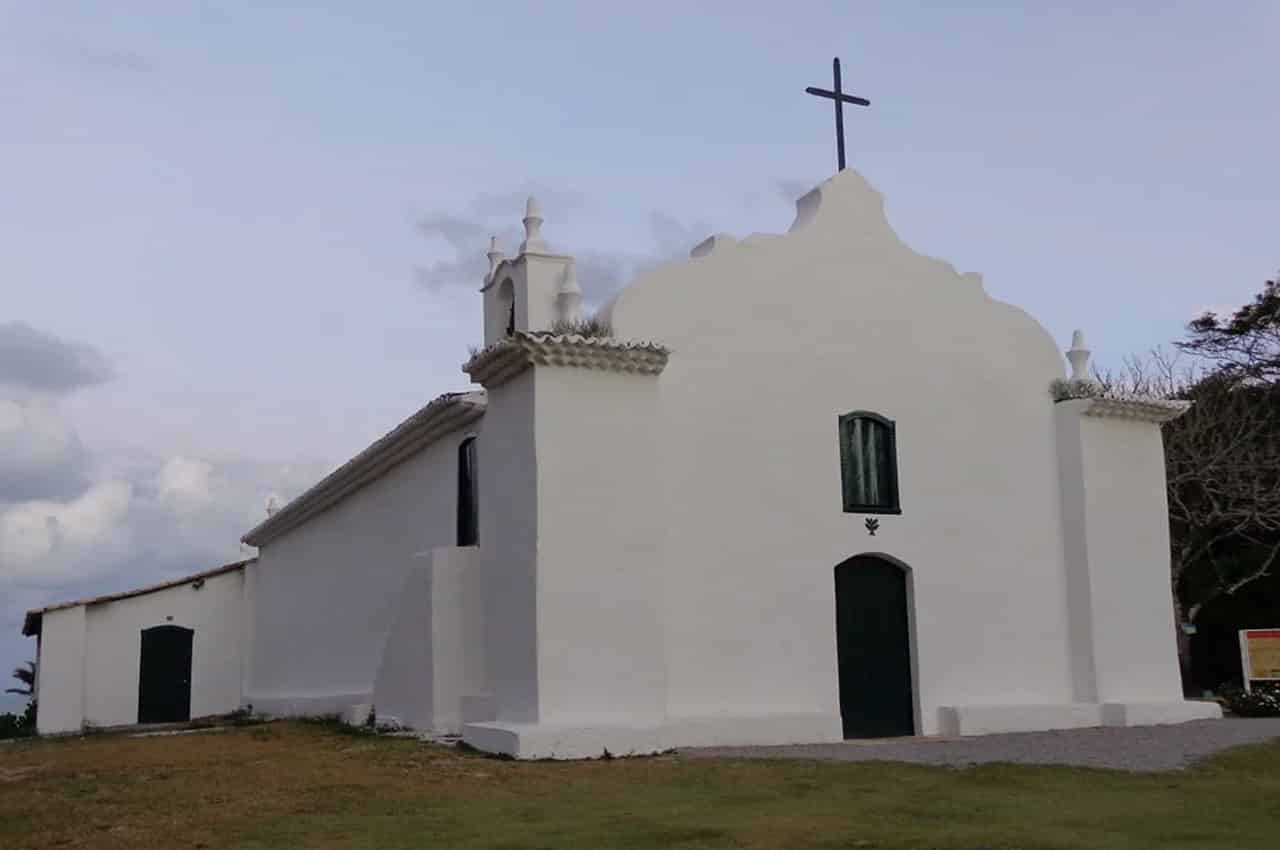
xmin=35 ymin=606 xmax=86 ymax=734
xmin=423 ymin=547 xmax=487 ymax=729
xmin=605 ymin=169 xmax=1076 ymax=735
xmin=484 ymin=276 xmax=513 ymax=346
xmin=1054 ymin=405 xmax=1099 ymax=702
xmin=371 ymin=552 xmax=435 ymax=729
xmin=248 ymin=425 xmax=473 ymax=714
xmin=532 ymin=367 xmax=667 ymax=725
xmin=373 ymin=546 xmax=485 ymax=732
xmin=479 ymin=369 xmax=540 ymax=722
xmin=81 ymin=569 xmax=246 ymax=727
xmin=240 ymin=558 xmax=257 ymax=709
xmin=1059 ymin=401 xmax=1186 ymax=702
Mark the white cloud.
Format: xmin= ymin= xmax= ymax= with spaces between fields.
xmin=0 ymin=480 xmax=132 ymax=582
xmin=0 ymin=396 xmax=90 ymax=501
xmin=0 ymin=448 xmax=327 ymax=714
xmin=156 ymin=456 xmax=214 ymax=507
xmin=415 ymin=196 xmax=707 ymax=306
xmin=0 ymin=322 xmax=329 ymax=699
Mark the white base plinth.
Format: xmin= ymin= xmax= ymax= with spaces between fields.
xmin=247 ymin=691 xmax=371 ymax=718
xmin=938 ymin=703 xmax=1103 ymax=736
xmin=1100 ymin=700 xmax=1222 ymax=727
xmin=938 ymin=700 xmax=1225 ymax=736
xmin=463 ymin=712 xmax=842 ymax=759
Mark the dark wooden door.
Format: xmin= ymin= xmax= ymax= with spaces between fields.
xmin=137 ymin=625 xmax=193 ymax=724
xmin=834 ymin=555 xmax=914 ymax=738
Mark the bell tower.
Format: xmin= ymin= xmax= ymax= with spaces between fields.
xmin=479 ymin=197 xmax=581 ymax=347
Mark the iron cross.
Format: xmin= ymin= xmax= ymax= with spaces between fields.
xmin=805 ymin=57 xmax=871 ymax=171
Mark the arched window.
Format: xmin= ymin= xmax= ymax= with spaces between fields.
xmin=838 ymin=411 xmax=900 ymax=514
xmin=497 ymin=278 xmax=515 ymax=336
xmin=457 ymin=436 xmax=479 ymax=545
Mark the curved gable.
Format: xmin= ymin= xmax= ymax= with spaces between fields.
xmin=603 ymin=168 xmax=1065 ymax=387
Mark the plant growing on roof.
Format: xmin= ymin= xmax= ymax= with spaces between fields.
xmin=549 ymin=315 xmax=613 ymax=338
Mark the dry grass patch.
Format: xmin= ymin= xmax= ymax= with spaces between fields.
xmin=1 ymin=721 xmax=1278 ymax=849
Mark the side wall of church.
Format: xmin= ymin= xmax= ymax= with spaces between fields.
xmin=606 ymin=172 xmax=1077 ymax=735
xmin=247 ymin=425 xmax=474 ymax=714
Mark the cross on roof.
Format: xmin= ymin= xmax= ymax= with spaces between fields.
xmin=805 ymin=57 xmax=871 ymax=172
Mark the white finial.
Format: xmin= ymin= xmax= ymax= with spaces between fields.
xmin=265 ymin=493 xmax=280 ymax=518
xmin=520 ymin=196 xmax=547 ymax=254
xmin=485 ymin=235 xmax=505 ymax=281
xmin=555 ymin=259 xmax=582 ymax=324
xmin=558 ymin=258 xmax=581 ymax=295
xmin=1066 ymin=329 xmax=1091 ymax=382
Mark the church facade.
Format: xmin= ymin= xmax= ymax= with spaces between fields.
xmin=26 ymin=170 xmax=1219 ymax=754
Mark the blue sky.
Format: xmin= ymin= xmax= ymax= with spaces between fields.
xmin=2 ymin=1 xmax=1277 ymax=711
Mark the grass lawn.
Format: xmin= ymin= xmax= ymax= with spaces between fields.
xmin=1 ymin=721 xmax=1277 ymax=849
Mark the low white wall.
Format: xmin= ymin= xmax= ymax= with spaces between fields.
xmin=35 ymin=606 xmax=87 ymax=735
xmin=373 ymin=546 xmax=485 ymax=732
xmin=371 ymin=554 xmax=435 ymax=729
xmin=422 ymin=546 xmax=486 ymax=730
xmin=81 ymin=569 xmax=246 ymax=727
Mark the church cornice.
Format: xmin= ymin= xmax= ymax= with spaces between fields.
xmin=240 ymin=391 xmax=487 ymax=548
xmin=462 ymin=332 xmax=670 ymax=388
xmin=1076 ymin=396 xmax=1191 ymax=423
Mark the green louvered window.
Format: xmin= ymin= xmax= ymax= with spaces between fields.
xmin=838 ymin=411 xmax=900 ymax=514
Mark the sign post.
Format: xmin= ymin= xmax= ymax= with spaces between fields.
xmin=1239 ymin=629 xmax=1280 ymax=693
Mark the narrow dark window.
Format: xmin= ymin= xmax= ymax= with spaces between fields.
xmin=497 ymin=278 xmax=516 ymax=337
xmin=838 ymin=411 xmax=900 ymax=514
xmin=457 ymin=436 xmax=479 ymax=545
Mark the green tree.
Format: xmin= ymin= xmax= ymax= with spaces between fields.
xmin=1101 ymin=274 xmax=1280 ymax=691
xmin=1 ymin=661 xmax=37 ymax=738
xmin=1163 ymin=377 xmax=1280 ymax=677
xmin=1180 ymin=275 xmax=1280 ymax=383
xmin=5 ymin=661 xmax=35 ymax=698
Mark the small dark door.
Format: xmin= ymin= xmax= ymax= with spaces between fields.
xmin=834 ymin=555 xmax=914 ymax=738
xmin=137 ymin=625 xmax=193 ymax=724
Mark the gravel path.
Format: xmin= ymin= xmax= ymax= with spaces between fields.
xmin=682 ymin=718 xmax=1280 ymax=772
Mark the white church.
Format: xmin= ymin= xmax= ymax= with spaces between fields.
xmin=23 ymin=169 xmax=1220 ymax=756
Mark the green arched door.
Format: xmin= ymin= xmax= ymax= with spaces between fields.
xmin=137 ymin=625 xmax=193 ymax=724
xmin=834 ymin=555 xmax=914 ymax=738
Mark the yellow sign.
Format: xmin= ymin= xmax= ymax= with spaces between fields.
xmin=1240 ymin=629 xmax=1280 ymax=681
